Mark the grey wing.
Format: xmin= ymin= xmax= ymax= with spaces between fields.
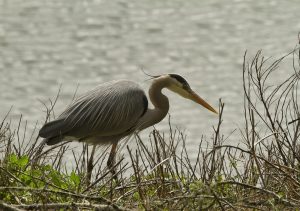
xmin=39 ymin=80 xmax=148 ymax=142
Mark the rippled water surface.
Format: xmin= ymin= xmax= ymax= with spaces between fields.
xmin=1 ymin=0 xmax=300 ymax=157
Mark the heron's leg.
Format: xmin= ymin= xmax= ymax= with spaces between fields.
xmin=107 ymin=143 xmax=118 ymax=178
xmin=86 ymin=145 xmax=96 ymax=186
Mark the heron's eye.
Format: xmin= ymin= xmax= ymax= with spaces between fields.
xmin=182 ymin=84 xmax=190 ymax=90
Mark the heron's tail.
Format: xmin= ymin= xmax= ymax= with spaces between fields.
xmin=42 ymin=136 xmax=62 ymax=145
xmin=39 ymin=119 xmax=66 ymax=145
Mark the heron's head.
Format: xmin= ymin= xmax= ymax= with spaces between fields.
xmin=165 ymin=74 xmax=218 ymax=114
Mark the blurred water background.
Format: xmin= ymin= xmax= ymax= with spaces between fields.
xmin=0 ymin=0 xmax=300 ymax=159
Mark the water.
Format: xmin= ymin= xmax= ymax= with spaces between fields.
xmin=0 ymin=0 xmax=300 ymax=159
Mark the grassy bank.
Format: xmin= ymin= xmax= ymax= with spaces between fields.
xmin=1 ymin=46 xmax=300 ymax=210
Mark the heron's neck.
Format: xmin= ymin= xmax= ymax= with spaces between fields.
xmin=138 ymin=78 xmax=170 ymax=130
xmin=149 ymin=78 xmax=169 ymax=110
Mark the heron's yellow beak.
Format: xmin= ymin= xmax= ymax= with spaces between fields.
xmin=167 ymin=84 xmax=218 ymax=114
xmin=189 ymin=90 xmax=218 ymax=114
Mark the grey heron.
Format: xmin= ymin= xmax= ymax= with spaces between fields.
xmin=39 ymin=74 xmax=217 ymax=171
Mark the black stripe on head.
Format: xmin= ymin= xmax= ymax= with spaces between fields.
xmin=169 ymin=74 xmax=190 ymax=88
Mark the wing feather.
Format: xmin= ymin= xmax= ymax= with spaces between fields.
xmin=39 ymin=80 xmax=148 ymax=140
